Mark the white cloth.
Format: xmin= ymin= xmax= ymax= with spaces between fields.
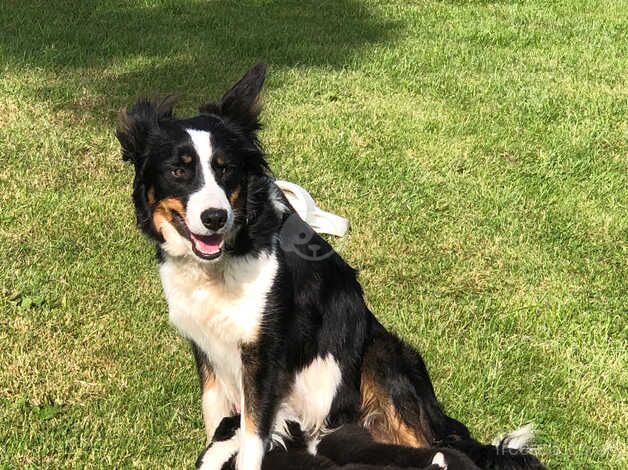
xmin=276 ymin=180 xmax=349 ymax=237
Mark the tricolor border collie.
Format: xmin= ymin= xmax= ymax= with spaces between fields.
xmin=117 ymin=64 xmax=545 ymax=470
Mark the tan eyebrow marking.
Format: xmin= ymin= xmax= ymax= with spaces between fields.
xmin=229 ymin=185 xmax=241 ymax=205
xmin=181 ymin=154 xmax=193 ymax=164
xmin=214 ymin=150 xmax=226 ymax=167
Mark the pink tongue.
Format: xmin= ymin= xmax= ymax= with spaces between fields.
xmin=191 ymin=233 xmax=223 ymax=255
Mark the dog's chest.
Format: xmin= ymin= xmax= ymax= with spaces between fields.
xmin=159 ymin=253 xmax=278 ymax=398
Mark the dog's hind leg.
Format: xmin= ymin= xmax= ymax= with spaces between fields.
xmin=359 ymin=323 xmax=545 ymax=470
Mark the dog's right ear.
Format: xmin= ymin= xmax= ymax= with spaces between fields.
xmin=116 ymin=96 xmax=176 ymax=163
xmin=199 ymin=64 xmax=267 ymax=133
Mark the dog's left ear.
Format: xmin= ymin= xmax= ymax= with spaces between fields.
xmin=201 ymin=63 xmax=267 ymax=132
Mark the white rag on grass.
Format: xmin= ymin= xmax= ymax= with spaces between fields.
xmin=276 ymin=180 xmax=349 ymax=237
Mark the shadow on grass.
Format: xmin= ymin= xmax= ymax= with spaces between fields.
xmin=2 ymin=0 xmax=399 ymax=120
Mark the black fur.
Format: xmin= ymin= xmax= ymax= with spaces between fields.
xmin=196 ymin=416 xmax=467 ymax=470
xmin=118 ymin=64 xmax=546 ymax=470
xmin=318 ymin=423 xmax=479 ymax=470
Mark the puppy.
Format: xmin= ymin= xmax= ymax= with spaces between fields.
xmin=196 ymin=416 xmax=479 ymax=470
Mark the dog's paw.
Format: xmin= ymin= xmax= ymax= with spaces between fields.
xmin=196 ymin=431 xmax=240 ymax=470
xmin=431 ymin=452 xmax=448 ymax=469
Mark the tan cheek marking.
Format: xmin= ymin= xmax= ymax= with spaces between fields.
xmin=161 ymin=197 xmax=186 ymax=214
xmin=152 ymin=197 xmax=186 ymax=238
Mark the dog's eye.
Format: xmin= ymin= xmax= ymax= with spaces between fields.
xmin=171 ymin=168 xmax=187 ymax=178
xmin=215 ymin=164 xmax=232 ymax=178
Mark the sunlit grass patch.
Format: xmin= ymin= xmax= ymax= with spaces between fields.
xmin=0 ymin=1 xmax=626 ymax=468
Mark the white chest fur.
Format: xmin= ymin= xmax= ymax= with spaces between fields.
xmin=159 ymin=250 xmax=342 ymax=446
xmin=159 ymin=251 xmax=279 ymax=405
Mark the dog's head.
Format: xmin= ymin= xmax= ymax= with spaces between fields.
xmin=117 ymin=64 xmax=271 ymax=262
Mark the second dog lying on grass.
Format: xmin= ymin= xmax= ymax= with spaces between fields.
xmin=197 ymin=415 xmax=480 ymax=470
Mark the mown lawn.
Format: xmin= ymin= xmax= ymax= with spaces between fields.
xmin=1 ymin=1 xmax=626 ymax=468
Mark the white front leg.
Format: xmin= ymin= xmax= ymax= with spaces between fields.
xmin=202 ymin=381 xmax=233 ymax=443
xmin=235 ymin=389 xmax=265 ymax=470
xmin=235 ymin=427 xmax=264 ymax=470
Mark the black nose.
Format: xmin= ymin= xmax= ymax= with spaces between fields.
xmin=200 ymin=208 xmax=228 ymax=231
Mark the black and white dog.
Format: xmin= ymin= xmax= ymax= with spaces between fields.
xmin=117 ymin=64 xmax=544 ymax=470
xmin=196 ymin=415 xmax=480 ymax=470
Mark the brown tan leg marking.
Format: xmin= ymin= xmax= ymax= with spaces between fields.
xmin=240 ymin=344 xmax=261 ymax=435
xmin=200 ymin=362 xmax=216 ymax=392
xmin=192 ymin=345 xmax=234 ymax=443
xmin=244 ymin=414 xmax=258 ymax=435
xmin=360 ymin=368 xmax=429 ymax=448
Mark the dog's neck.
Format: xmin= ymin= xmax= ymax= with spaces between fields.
xmin=162 ymin=247 xmax=275 ymax=287
xmin=225 ymin=178 xmax=290 ymax=257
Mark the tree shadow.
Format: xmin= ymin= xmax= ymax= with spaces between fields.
xmin=2 ymin=0 xmax=399 ymax=121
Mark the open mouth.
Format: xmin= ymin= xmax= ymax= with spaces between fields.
xmin=190 ymin=232 xmax=224 ymax=260
xmin=170 ymin=212 xmax=224 ymax=260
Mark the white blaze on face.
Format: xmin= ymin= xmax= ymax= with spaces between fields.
xmin=185 ymin=129 xmax=233 ymax=236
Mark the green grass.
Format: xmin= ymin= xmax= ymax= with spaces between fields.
xmin=1 ymin=0 xmax=626 ymax=468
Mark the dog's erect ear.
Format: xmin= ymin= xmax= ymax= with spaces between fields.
xmin=116 ymin=96 xmax=176 ymax=163
xmin=220 ymin=63 xmax=266 ymax=119
xmin=201 ymin=63 xmax=267 ymax=131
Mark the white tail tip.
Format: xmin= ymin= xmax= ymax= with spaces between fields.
xmin=492 ymin=423 xmax=535 ymax=451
